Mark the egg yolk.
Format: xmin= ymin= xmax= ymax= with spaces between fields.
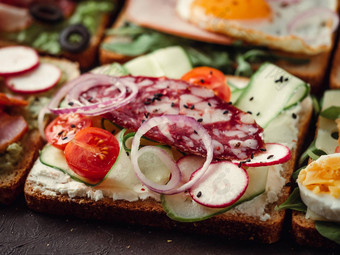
xmin=192 ymin=0 xmax=272 ymax=20
xmin=298 ymin=156 xmax=340 ymax=198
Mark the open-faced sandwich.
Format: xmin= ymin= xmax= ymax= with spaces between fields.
xmin=100 ymin=0 xmax=339 ymax=91
xmin=278 ymin=90 xmax=340 ymax=247
xmin=0 ymin=45 xmax=79 ymax=204
xmin=24 ymin=46 xmax=313 ymax=243
xmin=0 ymin=0 xmax=116 ymax=69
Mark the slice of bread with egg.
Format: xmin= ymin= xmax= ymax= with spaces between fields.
xmin=100 ymin=0 xmax=339 ymax=92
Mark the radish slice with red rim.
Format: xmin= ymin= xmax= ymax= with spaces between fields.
xmin=189 ymin=162 xmax=249 ymax=208
xmin=177 ymin=155 xmax=205 ymax=183
xmin=0 ymin=46 xmax=39 ymax=76
xmin=130 ymin=115 xmax=213 ymax=194
xmin=5 ymin=62 xmax=61 ymax=94
xmin=232 ymin=143 xmax=291 ymax=167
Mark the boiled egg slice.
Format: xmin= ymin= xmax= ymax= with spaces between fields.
xmin=298 ymin=154 xmax=340 ymax=222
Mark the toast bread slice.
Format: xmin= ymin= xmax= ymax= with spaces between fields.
xmin=292 ymin=211 xmax=339 ymax=248
xmin=99 ymin=3 xmax=334 ymax=93
xmin=0 ymin=57 xmax=80 ymax=205
xmin=0 ymin=7 xmax=113 ymax=70
xmin=24 ymin=96 xmax=313 ymax=243
xmin=330 ymin=39 xmax=340 ymax=89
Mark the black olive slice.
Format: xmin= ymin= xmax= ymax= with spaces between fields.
xmin=29 ymin=3 xmax=64 ymax=23
xmin=59 ymin=24 xmax=90 ymax=53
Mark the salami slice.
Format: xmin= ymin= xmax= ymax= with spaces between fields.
xmin=85 ymin=76 xmax=265 ymax=160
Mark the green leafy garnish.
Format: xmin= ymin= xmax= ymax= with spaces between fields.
xmin=320 ymin=106 xmax=340 ymax=120
xmin=315 ymin=221 xmax=340 ymax=244
xmin=102 ymin=23 xmax=309 ymax=76
xmin=311 ymin=94 xmax=321 ymax=117
xmin=292 ymin=166 xmax=306 ymax=181
xmin=275 ymin=188 xmax=307 ymax=212
xmin=298 ymin=140 xmax=326 ymax=166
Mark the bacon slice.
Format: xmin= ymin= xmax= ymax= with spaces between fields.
xmin=0 ymin=3 xmax=32 ymax=32
xmin=126 ymin=0 xmax=233 ymax=45
xmin=0 ymin=112 xmax=28 ymax=152
xmin=94 ymin=76 xmax=264 ymax=160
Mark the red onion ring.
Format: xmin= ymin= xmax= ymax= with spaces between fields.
xmin=287 ymin=7 xmax=339 ymax=39
xmin=48 ymin=74 xmax=138 ymax=116
xmin=130 ymin=115 xmax=213 ymax=194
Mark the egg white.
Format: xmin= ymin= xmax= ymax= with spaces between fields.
xmin=298 ymin=154 xmax=340 ymax=222
xmin=177 ymin=0 xmax=338 ymax=55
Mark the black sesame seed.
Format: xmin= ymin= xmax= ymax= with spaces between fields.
xmin=228 ymin=102 xmax=233 ymax=105
xmin=251 ymin=153 xmax=254 ymax=159
xmin=275 ymin=76 xmax=284 ymax=83
xmin=154 ymin=93 xmax=163 ymax=98
xmin=223 ymin=110 xmax=229 ymax=114
xmin=285 ymin=182 xmax=292 ymax=187
xmin=126 ymin=152 xmax=130 ymax=156
xmin=88 ymin=97 xmax=93 ymax=102
xmin=144 ymin=112 xmax=149 ymax=118
xmin=260 ymin=148 xmax=267 ymax=152
xmin=68 ymin=102 xmax=74 ymax=106
xmin=144 ymin=100 xmax=152 ymax=105
xmin=292 ymin=113 xmax=297 ymax=119
xmin=235 ymin=142 xmax=241 ymax=148
xmin=183 ymin=104 xmax=189 ymax=109
xmin=197 ymin=118 xmax=203 ymax=122
xmin=210 ymin=71 xmax=213 ymax=75
xmin=284 ymin=78 xmax=289 ymax=82
xmin=171 ymin=102 xmax=175 ymax=107
xmin=267 ymin=155 xmax=274 ymax=160
xmin=142 ymin=120 xmax=145 ymax=123
xmin=200 ymin=79 xmax=205 ymax=84
xmin=58 ymin=131 xmax=64 ymax=136
xmin=238 ymin=162 xmax=242 ymax=168
xmin=62 ymin=136 xmax=68 ymax=140
xmin=249 ymin=97 xmax=254 ymax=101
xmin=247 ymin=111 xmax=252 ymax=115
xmin=194 ymin=130 xmax=198 ymax=134
xmin=246 ymin=159 xmax=251 ymax=162
xmin=256 ymin=112 xmax=261 ymax=116
xmin=208 ymin=102 xmax=212 ymax=107
xmin=70 ymin=124 xmax=76 ymax=128
xmin=190 ymin=105 xmax=195 ymax=110
xmin=197 ymin=191 xmax=202 ymax=198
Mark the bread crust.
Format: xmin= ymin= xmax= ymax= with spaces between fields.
xmin=292 ymin=211 xmax=339 ymax=248
xmin=330 ymin=40 xmax=340 ymax=89
xmin=24 ymin=97 xmax=313 ymax=243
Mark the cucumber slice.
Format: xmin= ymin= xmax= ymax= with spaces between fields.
xmin=124 ymin=55 xmax=165 ymax=77
xmin=235 ymin=63 xmax=309 ymax=128
xmin=149 ymin=46 xmax=192 ymax=79
xmin=40 ymin=130 xmax=126 ymax=186
xmin=315 ymin=90 xmax=340 ymax=154
xmin=162 ymin=166 xmax=268 ymax=222
xmin=91 ymin=63 xmax=129 ymax=76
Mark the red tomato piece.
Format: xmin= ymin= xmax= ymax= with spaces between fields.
xmin=45 ymin=113 xmax=92 ymax=150
xmin=64 ymin=127 xmax=120 ymax=181
xmin=181 ymin=67 xmax=231 ymax=102
xmin=0 ymin=93 xmax=28 ymax=107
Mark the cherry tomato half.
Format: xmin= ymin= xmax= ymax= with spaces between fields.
xmin=0 ymin=93 xmax=28 ymax=107
xmin=181 ymin=67 xmax=231 ymax=102
xmin=45 ymin=113 xmax=92 ymax=150
xmin=64 ymin=127 xmax=120 ymax=181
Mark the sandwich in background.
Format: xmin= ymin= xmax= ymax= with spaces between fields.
xmin=0 ymin=0 xmax=117 ymax=69
xmin=100 ymin=0 xmax=339 ymax=92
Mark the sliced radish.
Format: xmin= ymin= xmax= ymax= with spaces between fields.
xmin=0 ymin=46 xmax=39 ymax=76
xmin=5 ymin=62 xmax=62 ymax=94
xmin=232 ymin=143 xmax=291 ymax=167
xmin=189 ymin=161 xmax=248 ymax=208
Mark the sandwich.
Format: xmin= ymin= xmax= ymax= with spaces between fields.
xmin=100 ymin=0 xmax=339 ymax=92
xmin=24 ymin=47 xmax=313 ymax=243
xmin=0 ymin=0 xmax=116 ymax=69
xmin=278 ymin=90 xmax=340 ymax=248
xmin=0 ymin=45 xmax=80 ymax=204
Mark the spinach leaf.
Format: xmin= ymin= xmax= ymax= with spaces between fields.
xmin=320 ymin=106 xmax=340 ymax=120
xmin=315 ymin=221 xmax=340 ymax=244
xmin=292 ymin=166 xmax=306 ymax=181
xmin=275 ymin=187 xmax=307 ymax=212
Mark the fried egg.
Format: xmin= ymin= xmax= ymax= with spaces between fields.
xmin=298 ymin=154 xmax=340 ymax=222
xmin=176 ymin=0 xmax=339 ymax=55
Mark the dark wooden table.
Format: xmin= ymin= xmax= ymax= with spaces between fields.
xmin=1 ymin=195 xmax=337 ymax=255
